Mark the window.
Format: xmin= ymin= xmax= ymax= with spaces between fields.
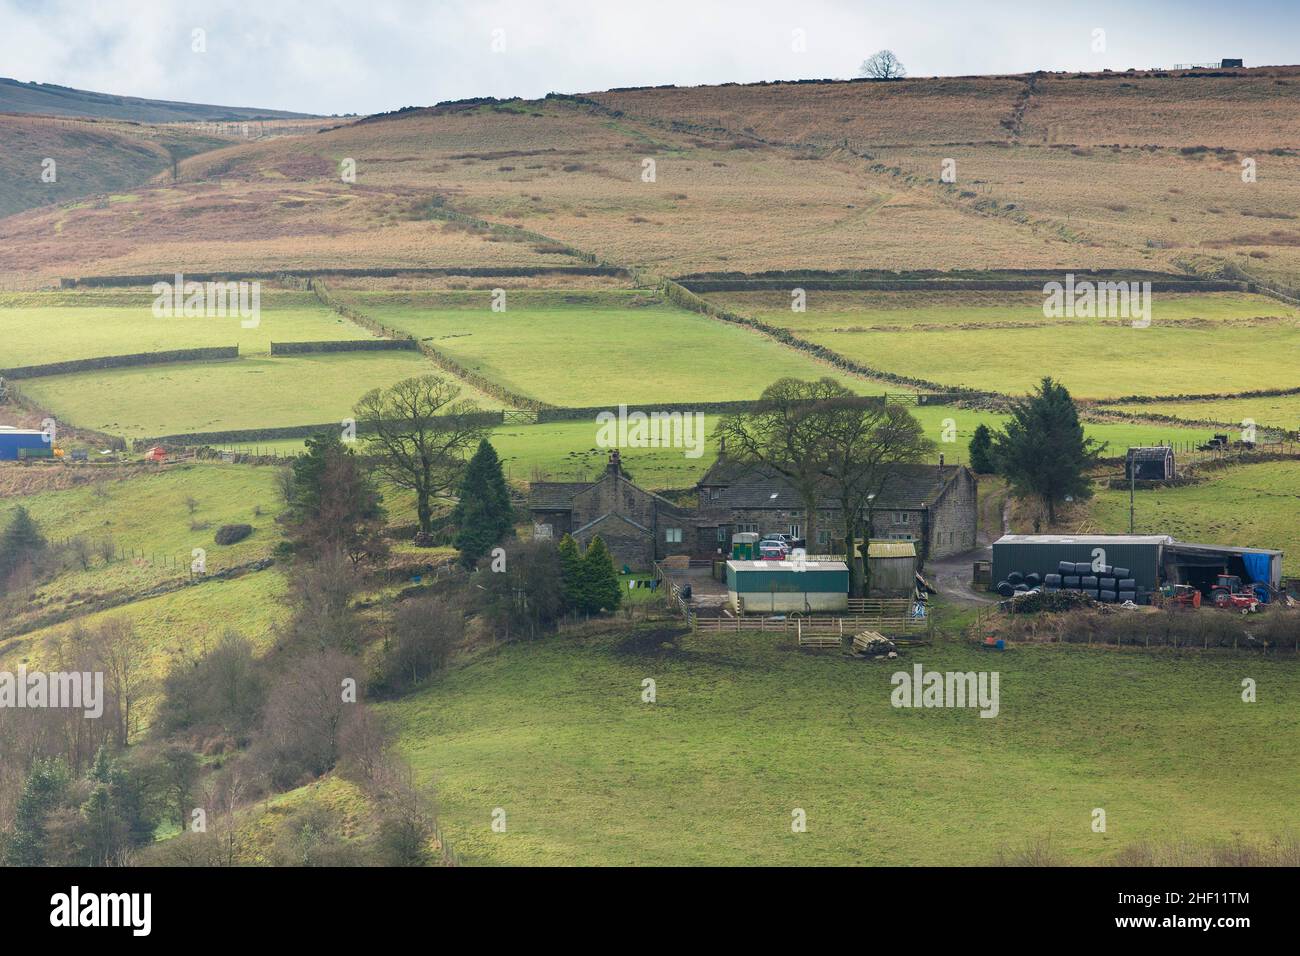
xmin=716 ymin=527 xmax=727 ymax=543
xmin=817 ymin=530 xmax=829 ymax=545
xmin=789 ymin=524 xmax=802 ymax=538
xmin=666 ymin=528 xmax=683 ymax=543
xmin=737 ymin=523 xmax=759 ymax=534
xmin=892 ymin=511 xmax=910 ymax=525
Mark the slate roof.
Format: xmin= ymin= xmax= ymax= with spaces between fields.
xmin=696 ymin=461 xmax=967 ymax=512
xmin=529 ymin=481 xmax=594 ymax=510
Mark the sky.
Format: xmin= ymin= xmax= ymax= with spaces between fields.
xmin=0 ymin=0 xmax=1295 ymax=116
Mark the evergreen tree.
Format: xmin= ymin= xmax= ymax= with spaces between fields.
xmin=557 ymin=534 xmax=584 ymax=611
xmin=968 ymin=423 xmax=996 ymax=474
xmin=991 ymin=377 xmax=1106 ymax=524
xmin=0 ymin=505 xmax=46 ymax=581
xmin=5 ymin=757 xmax=68 ymax=866
xmin=579 ymin=535 xmax=622 ymax=613
xmin=452 ymin=439 xmax=514 ymax=567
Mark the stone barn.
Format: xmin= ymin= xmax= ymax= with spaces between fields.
xmin=527 ymin=451 xmax=694 ymax=571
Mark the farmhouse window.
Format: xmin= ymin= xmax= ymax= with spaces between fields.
xmin=737 ymin=523 xmax=759 ymax=534
xmin=789 ymin=524 xmax=802 ymax=538
xmin=817 ymin=530 xmax=829 ymax=545
xmin=666 ymin=528 xmax=683 ymax=543
xmin=892 ymin=512 xmax=910 ymax=525
xmin=716 ymin=527 xmax=727 ymax=543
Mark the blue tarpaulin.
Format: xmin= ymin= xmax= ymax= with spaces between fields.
xmin=1240 ymin=552 xmax=1271 ymax=584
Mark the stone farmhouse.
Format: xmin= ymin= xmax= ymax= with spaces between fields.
xmin=529 ymin=451 xmax=978 ymax=571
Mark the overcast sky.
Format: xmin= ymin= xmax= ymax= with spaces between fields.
xmin=1 ymin=0 xmax=1295 ymax=115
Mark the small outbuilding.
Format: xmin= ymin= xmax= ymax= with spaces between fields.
xmin=1125 ymin=446 xmax=1175 ymax=481
xmin=725 ymin=559 xmax=849 ymax=614
xmin=0 ymin=426 xmax=49 ymax=461
xmin=866 ymin=539 xmax=918 ymax=595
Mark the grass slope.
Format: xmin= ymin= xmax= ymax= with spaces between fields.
xmin=387 ymin=624 xmax=1299 ymax=865
xmin=1084 ymin=460 xmax=1300 ymax=574
xmin=0 ymin=291 xmax=376 ymax=366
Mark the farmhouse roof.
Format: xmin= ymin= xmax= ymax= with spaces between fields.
xmin=572 ymin=512 xmax=651 ymax=536
xmin=696 ymin=461 xmax=968 ymax=511
xmin=529 ymin=481 xmax=595 ymax=510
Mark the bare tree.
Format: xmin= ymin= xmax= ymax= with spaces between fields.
xmin=859 ymin=49 xmax=907 ymax=79
xmin=818 ymin=401 xmax=933 ymax=597
xmin=87 ymin=617 xmax=141 ymax=747
xmin=354 ymin=375 xmax=488 ymax=534
xmin=714 ymin=377 xmax=860 ymax=550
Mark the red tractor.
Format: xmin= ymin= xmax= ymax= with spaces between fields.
xmin=1210 ymin=574 xmax=1259 ymax=612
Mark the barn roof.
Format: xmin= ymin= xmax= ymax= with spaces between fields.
xmin=528 ymin=481 xmax=594 ymax=510
xmin=697 ymin=461 xmax=967 ymax=511
xmin=1127 ymin=446 xmax=1173 ymax=459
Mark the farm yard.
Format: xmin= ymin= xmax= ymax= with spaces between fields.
xmin=3 ymin=53 xmax=1300 ymax=877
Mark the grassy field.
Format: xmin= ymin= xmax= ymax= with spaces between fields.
xmin=1099 ymin=394 xmax=1300 ymax=431
xmin=20 ymin=351 xmax=498 ymax=440
xmin=359 ymin=291 xmax=872 ymax=405
xmin=386 ymin=623 xmax=1300 ymax=865
xmin=1082 ymin=460 xmax=1300 ymax=574
xmin=704 ymin=289 xmax=1300 ymax=399
xmin=0 ymin=568 xmax=289 ymax=731
xmin=0 ymin=290 xmax=378 ymax=366
xmin=197 ymin=409 xmax=1218 ymax=492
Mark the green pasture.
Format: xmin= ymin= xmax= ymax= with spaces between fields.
xmin=357 ymin=291 xmax=872 ymax=406
xmin=704 ymin=290 xmax=1300 ymax=400
xmin=20 ymin=351 xmax=497 ymax=440
xmin=1099 ymin=394 xmax=1300 ymax=432
xmin=0 ymin=291 xmax=375 ymax=366
xmin=385 ymin=624 xmax=1300 ymax=865
xmin=1086 ymin=460 xmax=1300 ymax=574
xmin=711 ymin=290 xmax=1299 ymax=334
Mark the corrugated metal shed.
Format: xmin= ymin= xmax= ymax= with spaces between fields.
xmin=993 ymin=534 xmax=1170 ymax=591
xmin=725 ymin=560 xmax=849 ymax=593
xmin=867 ymin=540 xmax=917 ymax=558
xmin=0 ymin=427 xmax=49 ymax=461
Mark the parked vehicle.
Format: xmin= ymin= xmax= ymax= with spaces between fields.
xmin=1210 ymin=574 xmax=1260 ymax=612
xmin=758 ymin=543 xmax=788 ymax=561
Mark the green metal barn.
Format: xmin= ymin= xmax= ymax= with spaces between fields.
xmin=725 ymin=560 xmax=849 ymax=613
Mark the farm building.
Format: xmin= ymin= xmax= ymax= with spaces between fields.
xmin=695 ymin=460 xmax=977 ymax=563
xmin=528 ymin=450 xmax=695 ymax=571
xmin=993 ymin=534 xmax=1284 ymax=599
xmin=1125 ymin=446 xmax=1175 ymax=481
xmin=867 ymin=540 xmax=918 ymax=595
xmin=0 ymin=426 xmax=49 ymax=460
xmin=724 ymin=559 xmax=849 ymax=614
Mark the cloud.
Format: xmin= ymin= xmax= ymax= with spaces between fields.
xmin=0 ymin=0 xmax=1293 ymax=115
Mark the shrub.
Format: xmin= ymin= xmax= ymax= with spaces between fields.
xmin=214 ymin=523 xmax=253 ymax=546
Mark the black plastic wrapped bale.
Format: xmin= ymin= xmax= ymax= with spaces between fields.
xmin=1112 ymin=567 xmax=1131 ymax=579
xmin=1013 ymin=584 xmax=1030 ymax=593
xmin=1007 ymin=571 xmax=1024 ymax=585
xmin=1117 ymin=578 xmax=1136 ymax=591
xmin=1058 ymin=561 xmax=1076 ymax=575
xmin=1100 ymin=589 xmax=1117 ymax=603
xmin=1074 ymin=562 xmax=1094 ymax=575
xmin=1063 ymin=575 xmax=1080 ymax=588
xmin=1081 ymin=576 xmax=1099 ymax=589
xmin=997 ymin=581 xmax=1015 ymax=597
xmin=1099 ymin=564 xmax=1114 ymax=577
xmin=1044 ymin=584 xmax=1059 ymax=592
xmin=1098 ymin=577 xmax=1116 ymax=590
xmin=1044 ymin=573 xmax=1062 ymax=586
xmin=1119 ymin=590 xmax=1136 ymax=603
xmin=1025 ymin=572 xmax=1042 ymax=587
